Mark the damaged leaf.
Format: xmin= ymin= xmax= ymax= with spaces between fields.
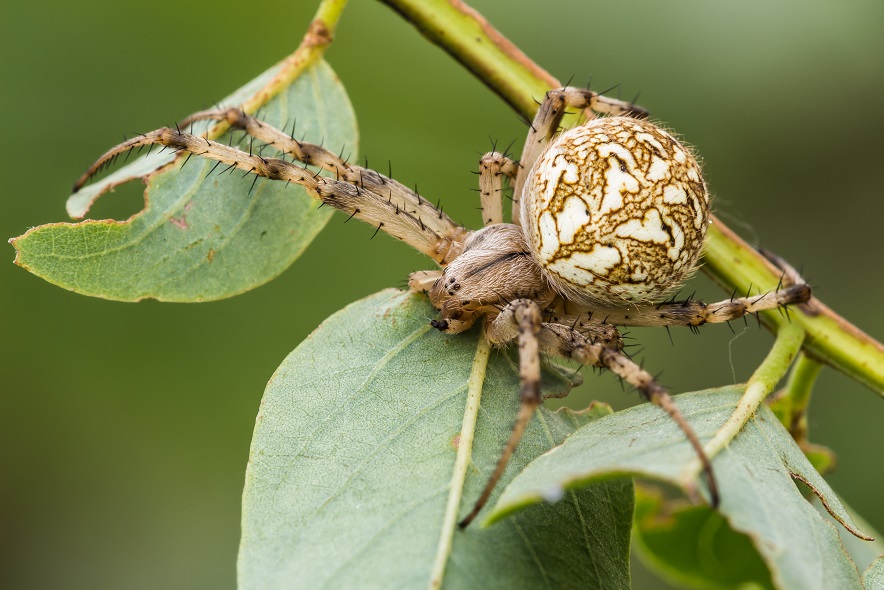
xmin=12 ymin=60 xmax=356 ymax=301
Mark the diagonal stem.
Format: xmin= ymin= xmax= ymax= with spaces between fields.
xmin=428 ymin=333 xmax=492 ymax=589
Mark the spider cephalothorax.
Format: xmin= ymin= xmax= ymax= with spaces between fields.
xmin=74 ymin=86 xmax=811 ymax=529
xmin=428 ymin=223 xmax=555 ymax=334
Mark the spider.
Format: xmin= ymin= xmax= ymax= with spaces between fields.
xmin=73 ymin=86 xmax=811 ymax=529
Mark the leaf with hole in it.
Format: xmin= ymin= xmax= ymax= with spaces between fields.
xmin=487 ymin=387 xmax=874 ymax=590
xmin=10 ymin=59 xmax=356 ymax=302
xmin=238 ymin=289 xmax=634 ymax=590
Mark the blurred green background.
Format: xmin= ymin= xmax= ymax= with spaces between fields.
xmin=2 ymin=1 xmax=882 ymax=588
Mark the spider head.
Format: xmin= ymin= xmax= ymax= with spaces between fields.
xmin=427 ymin=224 xmax=554 ymax=334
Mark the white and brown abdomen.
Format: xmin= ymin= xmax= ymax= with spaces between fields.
xmin=522 ymin=116 xmax=709 ymax=306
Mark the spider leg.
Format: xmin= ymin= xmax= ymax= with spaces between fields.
xmin=537 ymin=321 xmax=719 ymax=506
xmin=73 ymin=124 xmax=469 ymax=266
xmin=581 ymin=283 xmax=811 ymax=328
xmin=477 ymin=152 xmax=519 ymax=226
xmin=568 ymin=256 xmax=811 ymax=328
xmin=512 ymin=87 xmax=648 ymax=226
xmin=543 ymin=311 xmax=624 ymax=350
xmin=458 ymin=299 xmax=543 ymax=528
xmin=180 ymin=109 xmax=467 ymax=248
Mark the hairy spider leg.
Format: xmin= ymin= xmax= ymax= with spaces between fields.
xmin=477 ymin=151 xmax=519 ymax=226
xmin=459 ymin=298 xmax=544 ymax=528
xmin=565 ymin=283 xmax=811 ymax=328
xmin=73 ymin=118 xmax=470 ymax=266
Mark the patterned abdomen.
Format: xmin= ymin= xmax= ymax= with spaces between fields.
xmin=521 ymin=116 xmax=709 ymax=305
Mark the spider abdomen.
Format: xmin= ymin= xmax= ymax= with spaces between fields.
xmin=522 ymin=116 xmax=709 ymax=306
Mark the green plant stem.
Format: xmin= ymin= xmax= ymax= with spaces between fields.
xmin=681 ymin=324 xmax=805 ymax=488
xmin=378 ymin=0 xmax=884 ymax=396
xmin=778 ymin=352 xmax=823 ymax=442
xmin=785 ymin=353 xmax=823 ymax=418
xmin=429 ymin=333 xmax=491 ymax=589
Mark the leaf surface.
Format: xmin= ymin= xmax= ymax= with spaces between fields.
xmin=238 ymin=289 xmax=634 ymax=590
xmin=11 ymin=60 xmax=356 ymax=301
xmin=488 ymin=386 xmax=873 ymax=590
xmin=632 ymin=485 xmax=774 ymax=590
xmin=864 ymin=555 xmax=884 ymax=589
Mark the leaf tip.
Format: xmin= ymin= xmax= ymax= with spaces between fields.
xmin=66 ymin=187 xmax=99 ymax=220
xmin=9 ymin=231 xmax=30 ymax=267
xmin=792 ymin=471 xmax=876 ymax=541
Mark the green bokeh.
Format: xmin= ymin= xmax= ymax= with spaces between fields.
xmin=2 ymin=1 xmax=881 ymax=589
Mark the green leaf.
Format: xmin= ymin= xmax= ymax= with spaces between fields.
xmin=863 ymin=555 xmax=884 ymax=589
xmin=811 ymin=497 xmax=884 ymax=577
xmin=11 ymin=59 xmax=356 ymax=301
xmin=238 ymin=289 xmax=633 ymax=590
xmin=488 ymin=387 xmax=873 ymax=590
xmin=633 ymin=488 xmax=884 ymax=590
xmin=633 ymin=485 xmax=774 ymax=590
